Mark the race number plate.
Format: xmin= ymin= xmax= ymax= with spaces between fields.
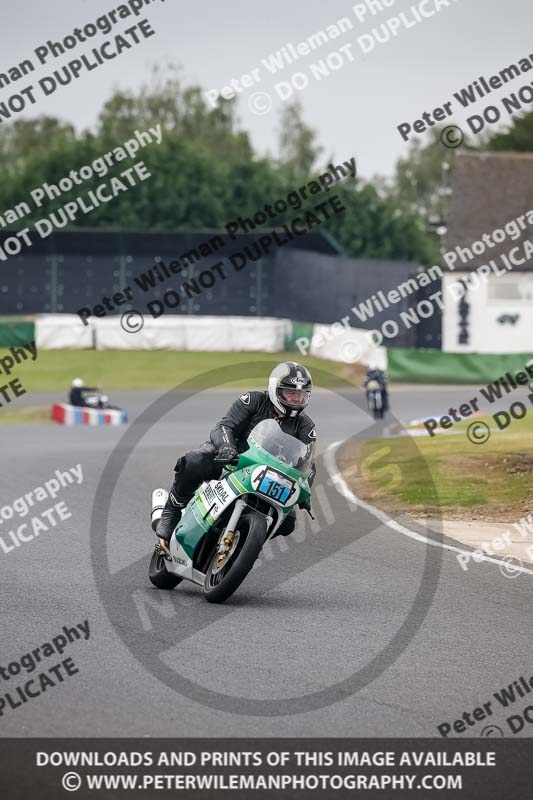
xmin=256 ymin=468 xmax=295 ymax=505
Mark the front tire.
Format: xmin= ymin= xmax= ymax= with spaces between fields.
xmin=203 ymin=513 xmax=267 ymax=604
xmin=148 ymin=546 xmax=183 ymax=590
xmin=370 ymin=390 xmax=384 ymax=419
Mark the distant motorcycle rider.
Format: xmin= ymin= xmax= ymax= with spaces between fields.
xmin=364 ymin=366 xmax=389 ymax=413
xmin=156 ymin=362 xmax=317 ymax=547
xmin=69 ymin=378 xmax=113 ymax=409
xmin=69 ymin=378 xmax=100 ymax=407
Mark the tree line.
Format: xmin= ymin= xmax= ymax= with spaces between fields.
xmin=0 ymin=68 xmax=530 ymax=266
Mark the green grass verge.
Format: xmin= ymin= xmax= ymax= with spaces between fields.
xmin=0 ymin=406 xmax=52 ymax=424
xmin=388 ymin=348 xmax=533 ymax=385
xmin=338 ymin=413 xmax=533 ymax=520
xmin=0 ymin=349 xmax=363 ymax=392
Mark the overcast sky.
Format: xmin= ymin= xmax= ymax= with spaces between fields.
xmin=3 ymin=0 xmax=532 ymax=178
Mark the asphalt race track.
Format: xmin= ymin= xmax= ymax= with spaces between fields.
xmin=2 ymin=385 xmax=533 ymax=738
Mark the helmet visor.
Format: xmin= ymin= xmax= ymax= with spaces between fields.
xmin=279 ymin=388 xmax=308 ymax=409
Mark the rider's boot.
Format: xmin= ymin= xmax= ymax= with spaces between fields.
xmin=156 ymin=489 xmax=186 ymax=553
xmin=155 ymin=453 xmax=204 ymax=553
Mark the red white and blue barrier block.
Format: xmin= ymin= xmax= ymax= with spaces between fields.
xmin=51 ymin=403 xmax=127 ymax=426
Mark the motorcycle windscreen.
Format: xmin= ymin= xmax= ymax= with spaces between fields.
xmin=247 ymin=419 xmax=315 ymax=475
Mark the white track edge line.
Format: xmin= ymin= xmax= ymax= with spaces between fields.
xmin=324 ymin=441 xmax=533 ymax=579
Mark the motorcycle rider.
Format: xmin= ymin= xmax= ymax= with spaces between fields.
xmin=69 ymin=378 xmax=100 ymax=408
xmin=156 ymin=362 xmax=316 ymax=549
xmin=364 ymin=365 xmax=389 ymax=413
xmin=69 ymin=378 xmax=114 ymax=409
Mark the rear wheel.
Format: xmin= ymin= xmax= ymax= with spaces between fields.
xmin=203 ymin=513 xmax=267 ymax=604
xmin=148 ymin=545 xmax=182 ymax=590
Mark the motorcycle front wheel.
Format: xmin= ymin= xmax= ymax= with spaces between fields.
xmin=374 ymin=403 xmax=384 ymax=419
xmin=203 ymin=512 xmax=267 ymax=604
xmin=369 ymin=391 xmax=384 ymax=419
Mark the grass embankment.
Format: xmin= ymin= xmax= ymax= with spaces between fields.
xmin=0 ymin=348 xmax=362 ymax=390
xmin=337 ymin=414 xmax=533 ymax=521
xmin=0 ymin=407 xmax=52 ymax=424
xmin=0 ymin=349 xmax=364 ymax=423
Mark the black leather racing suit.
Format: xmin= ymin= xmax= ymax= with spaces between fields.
xmin=170 ymin=391 xmax=317 ymax=536
xmin=69 ymin=387 xmax=100 ymax=407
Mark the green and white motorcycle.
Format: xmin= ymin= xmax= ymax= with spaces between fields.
xmin=148 ymin=419 xmax=315 ymax=604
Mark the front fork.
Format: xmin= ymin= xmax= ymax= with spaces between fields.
xmin=224 ymin=498 xmax=247 ymax=535
xmin=214 ymin=498 xmax=247 ymax=569
xmin=215 ymin=498 xmax=277 ymax=561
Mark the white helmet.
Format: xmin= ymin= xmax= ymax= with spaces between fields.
xmin=72 ymin=377 xmax=84 ymax=388
xmin=268 ymin=361 xmax=312 ymax=417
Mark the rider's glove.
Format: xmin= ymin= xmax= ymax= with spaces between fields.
xmin=215 ymin=444 xmax=239 ymax=465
